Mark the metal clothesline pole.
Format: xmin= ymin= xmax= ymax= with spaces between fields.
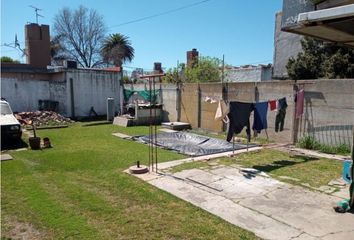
xmin=140 ymin=73 xmax=165 ymax=173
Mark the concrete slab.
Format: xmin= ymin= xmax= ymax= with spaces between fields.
xmin=322 ymin=230 xmax=354 ymax=240
xmin=293 ymin=233 xmax=320 ymax=240
xmin=149 ymin=176 xmax=302 ymax=240
xmin=174 ymin=169 xmax=223 ymax=185
xmin=239 ymin=186 xmax=354 ymax=238
xmin=112 ymin=132 xmax=132 ymax=139
xmin=331 ymin=185 xmax=350 ymax=199
xmin=129 ymin=159 xmax=354 ymax=240
xmin=159 ymin=128 xmax=178 ymax=133
xmin=1 ymin=154 xmax=13 ymax=161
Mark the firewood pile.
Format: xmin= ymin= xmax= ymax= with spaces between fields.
xmin=15 ymin=111 xmax=74 ymax=126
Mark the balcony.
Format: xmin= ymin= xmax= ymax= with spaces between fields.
xmin=281 ymin=0 xmax=354 ymax=47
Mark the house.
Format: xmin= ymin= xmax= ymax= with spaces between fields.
xmin=1 ymin=23 xmax=122 ymax=118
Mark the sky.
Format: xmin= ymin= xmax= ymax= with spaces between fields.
xmin=1 ymin=0 xmax=283 ymax=71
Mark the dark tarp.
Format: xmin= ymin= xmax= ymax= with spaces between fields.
xmin=135 ymin=132 xmax=256 ymax=156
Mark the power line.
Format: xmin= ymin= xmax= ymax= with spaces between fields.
xmin=108 ymin=0 xmax=212 ymax=29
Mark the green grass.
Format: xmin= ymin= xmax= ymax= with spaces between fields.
xmin=189 ymin=129 xmax=272 ymax=145
xmin=171 ymin=149 xmax=342 ymax=188
xmin=1 ymin=122 xmax=258 ymax=240
xmin=297 ymin=135 xmax=351 ymax=155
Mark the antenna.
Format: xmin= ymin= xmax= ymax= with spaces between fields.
xmin=3 ymin=35 xmax=27 ymax=57
xmin=29 ymin=5 xmax=44 ymax=24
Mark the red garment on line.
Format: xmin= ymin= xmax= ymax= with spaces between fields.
xmin=268 ymin=100 xmax=277 ymax=111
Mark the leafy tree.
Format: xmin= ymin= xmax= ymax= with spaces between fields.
xmin=163 ymin=63 xmax=185 ymax=83
xmin=53 ymin=5 xmax=106 ymax=68
xmin=101 ymin=33 xmax=134 ymax=67
xmin=287 ymin=37 xmax=354 ymax=80
xmin=1 ymin=56 xmax=20 ymax=63
xmin=163 ymin=57 xmax=222 ymax=83
xmin=185 ymin=56 xmax=222 ymax=83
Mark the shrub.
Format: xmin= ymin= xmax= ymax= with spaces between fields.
xmin=298 ymin=135 xmax=320 ymax=150
xmin=297 ymin=136 xmax=351 ymax=155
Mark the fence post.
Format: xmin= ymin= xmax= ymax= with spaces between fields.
xmin=176 ymin=82 xmax=181 ymax=122
xmin=292 ymin=82 xmax=300 ymax=144
xmin=197 ymin=83 xmax=201 ymax=128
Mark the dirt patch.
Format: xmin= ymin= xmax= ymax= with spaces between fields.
xmin=2 ymin=216 xmax=51 ymax=240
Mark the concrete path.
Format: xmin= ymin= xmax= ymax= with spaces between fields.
xmin=132 ymin=165 xmax=354 ymax=240
xmin=1 ymin=154 xmax=13 ymax=161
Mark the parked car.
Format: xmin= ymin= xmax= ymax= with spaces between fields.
xmin=1 ymin=99 xmax=22 ymax=142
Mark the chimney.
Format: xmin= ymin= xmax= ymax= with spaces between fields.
xmin=187 ymin=48 xmax=199 ymax=68
xmin=25 ymin=23 xmax=51 ymax=68
xmin=153 ymin=62 xmax=163 ymax=73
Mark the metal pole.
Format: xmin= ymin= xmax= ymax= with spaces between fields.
xmin=350 ymin=129 xmax=354 ymax=210
xmin=221 ymin=54 xmax=225 ymax=84
xmin=153 ymin=76 xmax=158 ymax=173
xmin=149 ymin=77 xmax=153 ymax=172
xmin=233 ymin=134 xmax=235 ymax=155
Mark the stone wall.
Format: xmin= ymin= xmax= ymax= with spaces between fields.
xmin=169 ymin=79 xmax=354 ymax=147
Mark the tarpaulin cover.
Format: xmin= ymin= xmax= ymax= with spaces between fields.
xmin=136 ymin=132 xmax=256 ymax=156
xmin=123 ymin=89 xmax=160 ymax=102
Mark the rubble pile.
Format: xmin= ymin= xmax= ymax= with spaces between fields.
xmin=16 ymin=111 xmax=74 ymax=126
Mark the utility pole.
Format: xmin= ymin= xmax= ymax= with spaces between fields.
xmin=29 ymin=5 xmax=44 ymax=24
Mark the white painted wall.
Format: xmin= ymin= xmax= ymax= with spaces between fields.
xmin=1 ymin=68 xmax=121 ymax=118
xmin=225 ymin=66 xmax=272 ymax=82
xmin=1 ymin=78 xmax=50 ymax=112
xmin=66 ymin=69 xmax=121 ymax=117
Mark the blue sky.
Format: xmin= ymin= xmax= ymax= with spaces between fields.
xmin=1 ymin=0 xmax=282 ymax=70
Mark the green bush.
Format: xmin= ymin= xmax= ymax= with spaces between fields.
xmin=298 ymin=136 xmax=320 ymax=150
xmin=297 ymin=136 xmax=351 ymax=155
xmin=335 ymin=144 xmax=351 ymax=155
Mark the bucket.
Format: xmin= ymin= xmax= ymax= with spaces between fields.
xmin=29 ymin=137 xmax=41 ymax=150
xmin=343 ymin=160 xmax=352 ymax=184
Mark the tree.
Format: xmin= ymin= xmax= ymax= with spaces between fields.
xmin=163 ymin=63 xmax=185 ymax=83
xmin=185 ymin=56 xmax=221 ymax=83
xmin=1 ymin=56 xmax=19 ymax=63
xmin=287 ymin=37 xmax=354 ymax=80
xmin=101 ymin=33 xmax=134 ymax=67
xmin=53 ymin=5 xmax=106 ymax=68
xmin=50 ymin=35 xmax=67 ymax=65
xmin=163 ymin=57 xmax=222 ymax=83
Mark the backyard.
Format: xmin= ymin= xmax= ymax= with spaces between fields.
xmin=0 ymin=122 xmax=347 ymax=239
xmin=1 ymin=123 xmax=259 ymax=240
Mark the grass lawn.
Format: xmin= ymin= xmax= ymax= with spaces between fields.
xmin=1 ymin=123 xmax=258 ymax=239
xmin=171 ymin=149 xmax=342 ymax=189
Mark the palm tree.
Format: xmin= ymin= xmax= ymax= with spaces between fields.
xmin=101 ymin=33 xmax=134 ymax=67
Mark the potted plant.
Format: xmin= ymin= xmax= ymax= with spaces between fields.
xmin=28 ymin=121 xmax=41 ymax=150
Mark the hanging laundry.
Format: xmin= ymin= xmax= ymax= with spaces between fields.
xmin=215 ymin=100 xmax=229 ymax=123
xmin=275 ymin=97 xmax=288 ymax=132
xmin=253 ymin=102 xmax=268 ymax=133
xmin=296 ymin=89 xmax=304 ymax=118
xmin=268 ymin=99 xmax=277 ymax=111
xmin=227 ymin=101 xmax=254 ymax=142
